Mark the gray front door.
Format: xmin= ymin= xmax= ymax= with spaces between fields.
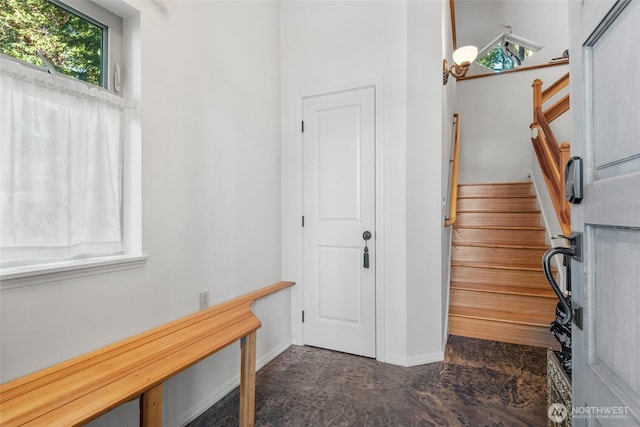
xmin=569 ymin=0 xmax=640 ymax=425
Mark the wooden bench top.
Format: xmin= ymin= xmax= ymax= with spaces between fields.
xmin=0 ymin=281 xmax=294 ymax=427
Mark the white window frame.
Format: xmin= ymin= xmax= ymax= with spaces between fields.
xmin=56 ymin=0 xmax=123 ymax=92
xmin=0 ymin=0 xmax=145 ymax=289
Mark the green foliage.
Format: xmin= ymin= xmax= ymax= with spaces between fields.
xmin=0 ymin=0 xmax=103 ymax=85
xmin=477 ymin=45 xmax=515 ymax=72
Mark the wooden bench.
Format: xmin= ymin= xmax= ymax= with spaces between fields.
xmin=0 ymin=281 xmax=295 ymax=427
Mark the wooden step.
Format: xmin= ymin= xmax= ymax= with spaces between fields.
xmin=449 ymin=314 xmax=559 ymax=349
xmin=451 ymin=266 xmax=552 ymax=289
xmin=449 ymin=306 xmax=553 ymax=327
xmin=448 ymin=306 xmax=559 ymax=349
xmin=453 ymin=228 xmax=547 ymax=247
xmin=457 ymin=197 xmax=538 ymax=213
xmin=452 ymin=241 xmax=549 ymax=250
xmin=455 ymin=212 xmax=541 ymax=228
xmin=451 ymin=246 xmax=547 ymax=270
xmin=450 ymin=286 xmax=557 ymax=315
xmin=458 ymin=182 xmax=534 ymax=198
xmin=450 ymin=281 xmax=556 ymax=298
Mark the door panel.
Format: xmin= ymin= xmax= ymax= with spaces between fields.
xmin=591 ymin=0 xmax=640 ymax=180
xmin=303 ymin=87 xmax=375 ymax=358
xmin=317 ymin=246 xmax=361 ymax=323
xmin=572 ymin=1 xmax=640 ymax=425
xmin=318 ymin=106 xmax=361 ymax=220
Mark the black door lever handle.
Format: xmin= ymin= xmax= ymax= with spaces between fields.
xmin=363 ymin=231 xmax=371 ymax=268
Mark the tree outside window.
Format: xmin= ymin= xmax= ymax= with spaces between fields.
xmin=0 ymin=0 xmax=104 ymax=86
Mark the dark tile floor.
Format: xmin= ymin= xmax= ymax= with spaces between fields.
xmin=187 ymin=336 xmax=547 ymax=426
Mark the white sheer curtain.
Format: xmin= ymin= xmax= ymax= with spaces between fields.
xmin=0 ymin=57 xmax=124 ymax=265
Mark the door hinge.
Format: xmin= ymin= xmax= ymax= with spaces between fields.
xmin=302 ymin=216 xmax=305 ymax=227
xmin=302 ymin=311 xmax=305 ymax=322
xmin=301 ymin=121 xmax=304 ymax=133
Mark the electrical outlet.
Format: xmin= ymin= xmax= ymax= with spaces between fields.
xmin=199 ymin=291 xmax=209 ymax=311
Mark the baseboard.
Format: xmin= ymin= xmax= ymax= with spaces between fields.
xmin=406 ymin=351 xmax=445 ymax=367
xmin=384 ymin=350 xmax=444 ymax=368
xmin=165 ymin=339 xmax=292 ymax=427
xmin=383 ymin=352 xmax=408 ymax=367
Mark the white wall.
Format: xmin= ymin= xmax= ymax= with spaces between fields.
xmin=452 ymin=0 xmax=570 ymax=184
xmin=405 ymin=0 xmax=450 ymax=364
xmin=441 ymin=0 xmax=457 ymax=346
xmin=0 ymin=2 xmax=288 ymax=426
xmin=455 ymin=64 xmax=569 ymax=183
xmin=281 ymin=0 xmax=449 ymax=366
xmin=281 ymin=0 xmax=409 ymax=364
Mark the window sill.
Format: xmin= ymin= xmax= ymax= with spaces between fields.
xmin=0 ymin=255 xmax=148 ymax=290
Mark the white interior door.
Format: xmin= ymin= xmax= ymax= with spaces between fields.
xmin=571 ymin=0 xmax=640 ymax=425
xmin=302 ymin=86 xmax=376 ymax=358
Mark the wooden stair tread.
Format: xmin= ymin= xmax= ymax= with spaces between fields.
xmin=457 ymin=183 xmax=535 ymax=198
xmin=455 ymin=212 xmax=541 ymax=227
xmin=451 ymin=266 xmax=552 ymax=289
xmin=454 ymin=225 xmax=546 ymax=231
xmin=451 ymin=261 xmax=548 ymax=272
xmin=458 ymin=182 xmax=534 ymax=186
xmin=452 ymin=242 xmax=549 ymax=250
xmin=448 ymin=316 xmax=559 ymax=349
xmin=457 ymin=193 xmax=536 ymax=199
xmin=449 ymin=306 xmax=554 ymax=327
xmin=450 ymin=281 xmax=556 ymax=298
xmin=452 ymin=228 xmax=547 ymax=247
xmin=457 ymin=195 xmax=536 ymax=199
xmin=457 ymin=209 xmax=540 ymax=213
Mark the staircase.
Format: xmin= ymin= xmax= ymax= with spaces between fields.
xmin=448 ymin=182 xmax=559 ymax=348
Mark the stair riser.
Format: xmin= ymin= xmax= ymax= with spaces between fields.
xmin=452 ymin=246 xmax=547 ymax=269
xmin=451 ymin=266 xmax=551 ymax=288
xmin=457 ymin=197 xmax=538 ymax=212
xmin=449 ymin=316 xmax=559 ymax=349
xmin=450 ymin=289 xmax=557 ymax=315
xmin=453 ymin=228 xmax=546 ymax=247
xmin=458 ymin=183 xmax=534 ymax=198
xmin=456 ymin=212 xmax=541 ymax=228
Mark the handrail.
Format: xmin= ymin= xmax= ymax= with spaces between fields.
xmin=531 ymin=74 xmax=571 ymax=235
xmin=0 ymin=281 xmax=295 ymax=427
xmin=445 ymin=114 xmax=461 ymax=227
xmin=544 ymin=93 xmax=570 ymax=123
xmin=541 ymin=72 xmax=569 ymax=102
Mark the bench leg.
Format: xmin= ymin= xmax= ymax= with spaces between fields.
xmin=239 ymin=331 xmax=257 ymax=427
xmin=140 ymin=383 xmax=163 ymax=427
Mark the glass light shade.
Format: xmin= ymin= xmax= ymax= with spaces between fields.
xmin=452 ymin=45 xmax=478 ymax=65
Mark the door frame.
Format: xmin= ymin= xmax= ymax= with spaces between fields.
xmin=291 ymin=78 xmax=386 ymax=362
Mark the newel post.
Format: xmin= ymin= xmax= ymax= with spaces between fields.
xmin=532 ymin=79 xmax=543 ymax=128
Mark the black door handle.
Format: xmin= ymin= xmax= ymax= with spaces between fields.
xmin=542 ymin=247 xmax=574 ymax=325
xmin=363 ymin=231 xmax=371 ymax=268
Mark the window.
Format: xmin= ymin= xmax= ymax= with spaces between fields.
xmin=476 ymin=28 xmax=542 ymax=72
xmin=1 ymin=0 xmax=105 ymax=86
xmin=0 ymin=0 xmax=143 ymax=281
xmin=0 ymin=0 xmax=122 ymax=90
